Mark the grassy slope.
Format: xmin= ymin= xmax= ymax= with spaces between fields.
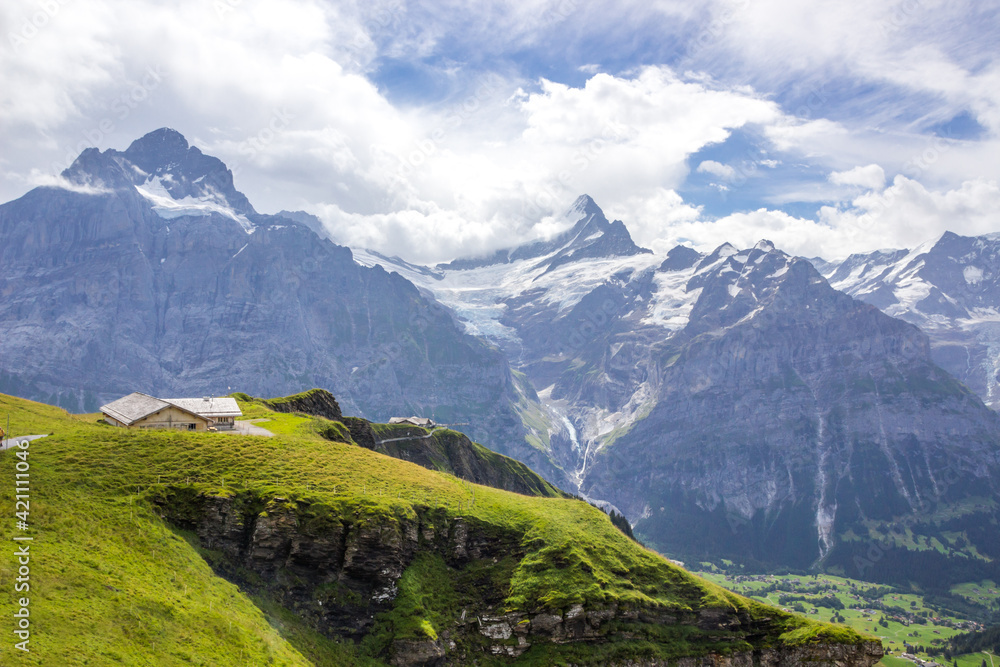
xmin=0 ymin=393 xmax=871 ymax=665
xmin=368 ymin=422 xmax=567 ymax=498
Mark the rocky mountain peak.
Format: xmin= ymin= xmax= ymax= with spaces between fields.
xmin=60 ymin=128 xmax=256 ymax=224
xmin=659 ymin=244 xmax=703 ymax=271
xmin=122 ymin=127 xmax=191 ymax=166
xmin=438 ymin=194 xmax=650 ymax=271
xmin=695 ymin=242 xmax=738 ymax=271
xmin=566 ymin=193 xmax=603 ymax=220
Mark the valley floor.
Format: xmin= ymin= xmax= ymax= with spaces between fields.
xmin=693 ymin=567 xmax=999 ymax=667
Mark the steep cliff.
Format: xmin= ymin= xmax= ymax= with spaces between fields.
xmin=263 ymin=389 xmax=345 ymax=422
xmin=582 ymin=244 xmax=1000 ymax=572
xmin=364 ymin=423 xmax=568 ymax=498
xmin=155 ymin=486 xmax=882 ymax=667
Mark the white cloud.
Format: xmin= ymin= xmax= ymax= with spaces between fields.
xmin=19 ymin=171 xmax=112 ymax=196
xmin=829 ymin=164 xmax=886 ymax=190
xmin=817 ymin=176 xmax=1000 ymax=255
xmin=697 ymin=160 xmax=736 ymax=180
xmin=685 ymin=0 xmax=1000 ymax=133
xmin=1 ymin=0 xmax=998 ymax=268
xmin=301 ymin=66 xmax=786 ymax=262
xmin=627 ymin=175 xmax=1000 ymax=262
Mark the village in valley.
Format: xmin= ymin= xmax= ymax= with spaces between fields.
xmin=694 ymin=567 xmax=999 ymax=667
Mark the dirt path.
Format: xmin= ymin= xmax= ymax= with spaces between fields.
xmin=231 ymin=421 xmax=274 ymax=437
xmin=0 ymin=434 xmax=48 ymax=451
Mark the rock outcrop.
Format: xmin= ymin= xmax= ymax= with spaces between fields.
xmin=263 ymin=388 xmax=344 ymax=422
xmin=154 ymin=487 xmax=883 ymax=666
xmin=365 ymin=426 xmax=566 ymax=498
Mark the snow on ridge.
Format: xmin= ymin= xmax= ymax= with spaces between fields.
xmin=642 ymin=266 xmax=701 ymax=331
xmin=767 ymin=265 xmax=790 ymax=280
xmin=353 ymin=245 xmax=669 ymax=342
xmin=135 ymin=176 xmax=254 ymax=234
xmin=718 ymin=243 xmax=738 ymax=257
xmin=883 ymin=239 xmax=935 ymax=284
xmin=534 ymin=253 xmax=662 ymax=312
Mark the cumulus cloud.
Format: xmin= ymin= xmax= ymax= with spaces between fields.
xmin=829 ymin=164 xmax=886 ymax=190
xmin=697 ymin=160 xmax=737 ymax=180
xmin=305 ymin=66 xmax=784 ymax=262
xmin=818 ymin=176 xmax=1000 ymax=255
xmin=1 ymin=0 xmax=998 ymax=267
xmin=620 ymin=175 xmax=1000 ymax=262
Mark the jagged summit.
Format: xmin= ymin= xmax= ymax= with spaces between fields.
xmin=566 ymin=193 xmax=603 ymax=219
xmin=659 ymin=244 xmax=702 ymax=271
xmin=123 ymin=127 xmax=190 ymax=164
xmin=59 ymin=128 xmax=257 ymax=228
xmin=438 ymin=194 xmax=651 ymax=271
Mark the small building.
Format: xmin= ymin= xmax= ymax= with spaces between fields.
xmin=389 ymin=416 xmax=436 ymax=428
xmin=164 ymin=397 xmax=242 ymax=430
xmin=100 ymin=392 xmax=242 ymax=431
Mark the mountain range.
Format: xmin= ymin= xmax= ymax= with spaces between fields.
xmin=0 ymin=128 xmax=528 ymax=453
xmin=820 ymin=233 xmax=1000 ymax=410
xmin=351 ymin=199 xmax=1000 ymax=579
xmin=3 ymin=129 xmax=1000 ymax=584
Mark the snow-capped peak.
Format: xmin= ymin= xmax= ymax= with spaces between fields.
xmin=58 ymin=128 xmax=259 ymax=234
xmin=134 ymin=176 xmax=255 ymax=233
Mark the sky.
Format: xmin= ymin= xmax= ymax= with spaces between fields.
xmin=2 ymin=0 xmax=1000 ymax=263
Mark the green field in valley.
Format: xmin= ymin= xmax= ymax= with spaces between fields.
xmin=693 ymin=567 xmax=999 ymax=667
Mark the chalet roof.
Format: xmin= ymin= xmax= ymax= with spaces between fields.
xmin=164 ymin=397 xmax=242 ymax=419
xmin=100 ymin=392 xmax=202 ymax=426
xmin=100 ymin=392 xmax=231 ymax=425
xmin=389 ymin=416 xmax=435 ymax=427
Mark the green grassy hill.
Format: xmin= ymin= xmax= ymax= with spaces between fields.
xmin=235 ymin=389 xmax=566 ymax=499
xmin=0 ymin=393 xmax=879 ymax=665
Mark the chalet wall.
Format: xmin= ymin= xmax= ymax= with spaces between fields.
xmin=132 ymin=406 xmax=209 ymax=431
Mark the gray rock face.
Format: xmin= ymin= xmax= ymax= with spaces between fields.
xmin=581 ymin=245 xmax=1000 ymax=568
xmin=0 ymin=129 xmax=526 ymax=453
xmin=362 ymin=426 xmax=566 ymax=498
xmin=820 ymin=231 xmax=1000 ymax=410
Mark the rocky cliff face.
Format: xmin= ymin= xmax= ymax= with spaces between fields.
xmin=154 ymin=487 xmax=882 ymax=666
xmin=820 ymin=232 xmax=1000 ymax=410
xmin=582 ymin=244 xmax=1000 ymax=569
xmin=0 ymin=129 xmax=528 ymax=454
xmin=262 ymin=388 xmax=345 ymax=422
xmin=364 ymin=425 xmax=567 ymax=498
